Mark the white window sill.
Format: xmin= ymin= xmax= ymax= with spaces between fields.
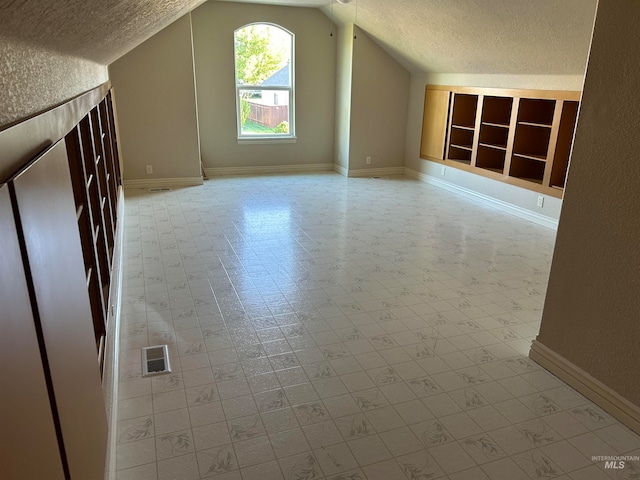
xmin=237 ymin=136 xmax=297 ymax=145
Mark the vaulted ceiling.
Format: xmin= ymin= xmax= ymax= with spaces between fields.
xmin=0 ymin=0 xmax=208 ymax=64
xmin=0 ymin=0 xmax=597 ymax=74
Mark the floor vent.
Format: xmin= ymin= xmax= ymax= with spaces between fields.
xmin=149 ymin=188 xmax=172 ymax=192
xmin=141 ymin=345 xmax=171 ymax=376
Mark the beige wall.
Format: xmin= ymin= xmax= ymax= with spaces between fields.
xmin=0 ymin=35 xmax=107 ymax=128
xmin=191 ymin=1 xmax=336 ymax=169
xmin=109 ymin=14 xmax=201 ymax=182
xmin=535 ymin=1 xmax=640 ymax=408
xmin=349 ymin=26 xmax=409 ymax=172
xmin=334 ymin=23 xmax=354 ymax=173
xmin=404 ymin=72 xmax=586 ymax=220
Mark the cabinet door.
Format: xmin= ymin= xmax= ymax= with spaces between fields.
xmin=11 ymin=141 xmax=107 ymax=480
xmin=0 ymin=185 xmax=66 ymax=480
xmin=420 ymin=87 xmax=451 ymax=160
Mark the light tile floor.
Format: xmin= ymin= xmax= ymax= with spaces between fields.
xmin=116 ymin=174 xmax=640 ymax=480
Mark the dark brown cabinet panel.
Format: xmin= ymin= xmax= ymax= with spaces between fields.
xmin=10 ymin=140 xmax=108 ymax=480
xmin=0 ymin=185 xmax=66 ymax=480
xmin=0 ymin=82 xmax=120 ymax=480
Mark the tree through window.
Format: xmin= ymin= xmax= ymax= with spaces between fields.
xmin=234 ymin=23 xmax=294 ymax=138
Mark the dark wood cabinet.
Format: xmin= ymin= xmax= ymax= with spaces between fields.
xmin=0 ymin=83 xmax=122 ymax=480
xmin=0 ymin=185 xmax=67 ymax=480
xmin=65 ymin=92 xmax=122 ymax=370
xmin=10 ymin=140 xmax=108 ymax=480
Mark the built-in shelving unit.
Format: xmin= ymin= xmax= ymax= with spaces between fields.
xmin=0 ymin=81 xmax=119 ymax=480
xmin=420 ymin=85 xmax=581 ymax=199
xmin=65 ymin=90 xmax=121 ymax=371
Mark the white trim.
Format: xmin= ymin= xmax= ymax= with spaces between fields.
xmin=405 ymin=168 xmax=559 ymax=230
xmin=103 ymin=188 xmax=125 ymax=480
xmin=237 ymin=136 xmax=297 ymax=145
xmin=530 ymin=339 xmax=640 ymax=436
xmin=204 ymin=163 xmax=333 ymax=177
xmin=123 ymin=177 xmax=204 ymax=189
xmin=235 ymin=23 xmax=295 ymax=139
xmin=334 ymin=163 xmax=348 ymax=177
xmin=188 ymin=13 xmax=203 ymax=178
xmin=348 ymin=167 xmax=405 ymax=178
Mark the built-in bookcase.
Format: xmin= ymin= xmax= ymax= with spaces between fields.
xmin=0 ymin=82 xmax=119 ymax=480
xmin=420 ymin=85 xmax=581 ymax=199
xmin=65 ymin=90 xmax=122 ymax=371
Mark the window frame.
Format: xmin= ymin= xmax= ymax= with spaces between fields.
xmin=233 ymin=23 xmax=296 ymax=143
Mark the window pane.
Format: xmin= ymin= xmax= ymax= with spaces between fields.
xmin=234 ymin=24 xmax=291 ymax=87
xmin=239 ymin=90 xmax=290 ymax=136
xmin=234 ymin=23 xmax=293 ymax=138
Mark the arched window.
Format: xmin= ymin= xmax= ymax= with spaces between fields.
xmin=234 ymin=23 xmax=294 ymax=139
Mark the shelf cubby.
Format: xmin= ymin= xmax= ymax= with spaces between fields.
xmin=517 ymin=98 xmax=556 ymax=126
xmin=513 ymin=123 xmax=552 ymax=160
xmin=448 ymin=145 xmax=473 ymax=165
xmin=479 ymin=123 xmax=509 ymax=148
xmin=476 ymin=145 xmax=506 ymax=174
xmin=451 ymin=94 xmax=478 ymax=128
xmin=482 ymin=96 xmax=513 ymax=126
xmin=450 ymin=126 xmax=475 ymax=148
xmin=447 ymin=94 xmax=478 ymax=165
xmin=509 ymin=155 xmax=546 ymax=184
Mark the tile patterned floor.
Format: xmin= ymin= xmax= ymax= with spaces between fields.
xmin=116 ymin=174 xmax=640 ymax=480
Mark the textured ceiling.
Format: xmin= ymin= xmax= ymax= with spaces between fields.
xmin=0 ymin=0 xmax=597 ymax=74
xmin=325 ymin=0 xmax=597 ymax=74
xmin=0 ymin=0 xmax=208 ymax=64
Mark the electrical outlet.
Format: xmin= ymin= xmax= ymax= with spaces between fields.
xmin=146 ymin=165 xmax=153 ymax=175
xmin=441 ymin=166 xmax=446 ymax=176
xmin=366 ymin=156 xmax=372 ymax=165
xmin=537 ymin=196 xmax=544 ymax=208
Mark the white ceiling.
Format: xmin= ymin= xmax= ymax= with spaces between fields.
xmin=0 ymin=0 xmax=597 ymax=74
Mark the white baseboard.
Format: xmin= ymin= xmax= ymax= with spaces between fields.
xmin=204 ymin=163 xmax=333 ymax=177
xmin=530 ymin=339 xmax=640 ymax=435
xmin=334 ymin=164 xmax=348 ymax=176
xmin=405 ymin=168 xmax=558 ymax=230
xmin=348 ymin=167 xmax=405 ymax=178
xmin=103 ymin=188 xmax=125 ymax=480
xmin=123 ymin=177 xmax=204 ymax=189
